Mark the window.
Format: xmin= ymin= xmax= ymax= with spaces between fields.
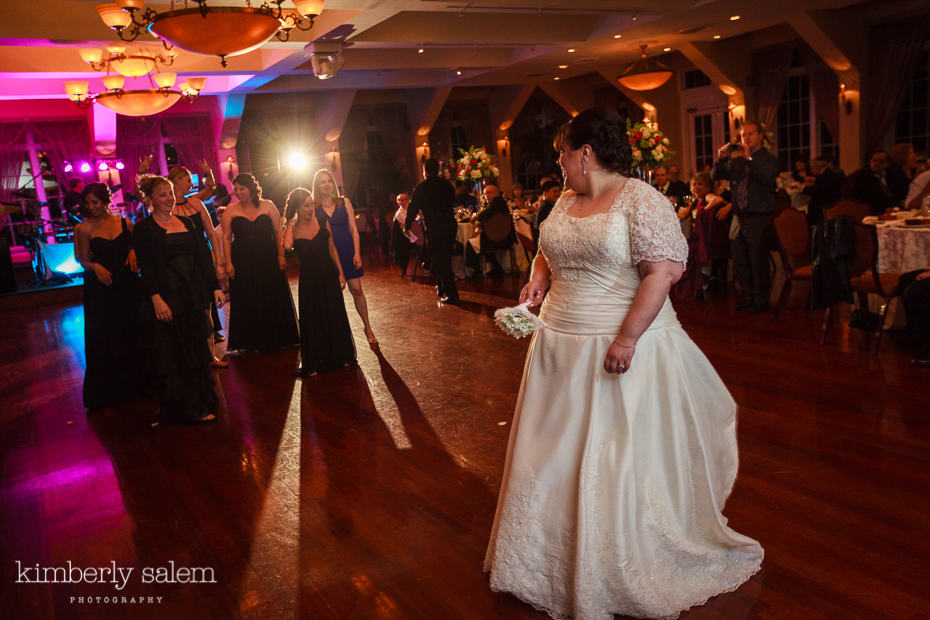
xmin=776 ymin=73 xmax=811 ymax=170
xmin=693 ymin=114 xmax=715 ymax=172
xmin=895 ymin=48 xmax=930 ymax=154
xmin=451 ymin=125 xmax=468 ymax=156
xmin=683 ymin=69 xmax=711 ymax=90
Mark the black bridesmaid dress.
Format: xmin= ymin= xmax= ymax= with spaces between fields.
xmin=82 ymin=219 xmax=143 ymax=409
xmin=227 ymin=213 xmax=299 ymax=352
xmin=134 ymin=215 xmax=219 ymax=424
xmin=294 ymin=218 xmax=356 ymax=374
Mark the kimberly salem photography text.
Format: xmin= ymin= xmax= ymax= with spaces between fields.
xmin=14 ymin=561 xmax=216 ymax=592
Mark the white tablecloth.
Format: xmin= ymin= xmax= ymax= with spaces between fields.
xmin=867 ymin=212 xmax=930 ymax=273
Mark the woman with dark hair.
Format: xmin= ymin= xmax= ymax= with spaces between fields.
xmin=219 ymin=172 xmax=298 ymax=353
xmin=484 ymin=107 xmax=763 ymax=619
xmin=312 ymin=169 xmax=377 ymax=345
xmin=133 ymin=175 xmax=225 ymax=425
xmin=168 ymin=166 xmax=227 ymax=366
xmin=73 ymin=182 xmax=142 ymax=410
xmin=283 ymin=187 xmax=355 ymax=376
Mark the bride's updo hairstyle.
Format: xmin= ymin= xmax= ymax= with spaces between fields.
xmin=555 ymin=107 xmax=633 ymax=175
xmin=233 ymin=172 xmax=262 ymax=205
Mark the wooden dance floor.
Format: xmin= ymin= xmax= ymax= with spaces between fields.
xmin=2 ymin=259 xmax=928 ymax=619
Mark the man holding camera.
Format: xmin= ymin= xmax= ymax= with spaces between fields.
xmin=713 ymin=121 xmax=779 ymax=313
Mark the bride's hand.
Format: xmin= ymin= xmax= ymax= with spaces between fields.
xmin=519 ymin=279 xmax=547 ymax=307
xmin=604 ymin=340 xmax=635 ymax=375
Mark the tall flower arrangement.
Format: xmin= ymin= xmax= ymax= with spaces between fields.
xmin=626 ymin=118 xmax=672 ymax=171
xmin=455 ymin=146 xmax=499 ymax=181
xmin=437 ymin=158 xmax=456 ymax=181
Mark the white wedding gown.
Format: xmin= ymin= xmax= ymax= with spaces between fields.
xmin=484 ymin=179 xmax=763 ymax=620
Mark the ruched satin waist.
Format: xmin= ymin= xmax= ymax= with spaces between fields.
xmin=539 ymin=277 xmax=679 ymax=336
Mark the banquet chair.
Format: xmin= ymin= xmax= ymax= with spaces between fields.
xmin=513 ymin=216 xmax=536 ymax=284
xmin=478 ymin=212 xmax=517 ymax=282
xmin=825 ymin=200 xmax=870 ymax=223
xmin=772 ymin=206 xmax=813 ymax=319
xmin=844 ymin=222 xmax=903 ymax=354
xmin=406 ymin=221 xmax=432 ymax=284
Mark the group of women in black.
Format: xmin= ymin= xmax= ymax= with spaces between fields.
xmin=77 ymin=167 xmax=364 ymax=424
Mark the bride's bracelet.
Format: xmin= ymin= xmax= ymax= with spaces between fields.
xmin=612 ymin=340 xmax=636 ymax=348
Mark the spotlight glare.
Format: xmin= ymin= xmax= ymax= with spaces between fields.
xmin=613 ymin=34 xmax=622 ymax=39
xmin=98 ymin=162 xmax=109 ymax=172
xmin=79 ymin=162 xmax=91 ymax=173
xmin=567 ymin=48 xmax=576 ymax=53
xmin=64 ymin=162 xmax=73 ymax=173
xmin=288 ymin=152 xmax=308 ymax=170
xmin=663 ymin=47 xmax=671 ymax=52
xmin=115 ymin=161 xmax=125 ymax=170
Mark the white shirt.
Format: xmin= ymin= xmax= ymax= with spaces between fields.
xmin=906 ymin=169 xmax=930 ymax=208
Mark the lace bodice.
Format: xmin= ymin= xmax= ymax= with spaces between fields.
xmin=539 ymin=178 xmax=688 ymax=283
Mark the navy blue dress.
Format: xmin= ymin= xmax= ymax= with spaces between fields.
xmin=317 ymin=199 xmax=363 ymax=279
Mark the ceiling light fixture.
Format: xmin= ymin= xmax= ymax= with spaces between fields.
xmin=63 ymin=72 xmax=204 ymax=118
xmin=79 ymin=46 xmax=176 ymax=77
xmin=729 ymin=15 xmax=741 ymax=21
xmin=663 ymin=47 xmax=671 ymax=52
xmin=616 ymin=44 xmax=673 ymax=91
xmin=305 ymin=41 xmax=344 ymax=80
xmin=94 ymin=0 xmax=325 ymax=67
xmin=614 ymin=34 xmax=622 ymax=39
xmin=554 ymin=77 xmax=560 ymax=81
xmin=567 ymin=48 xmax=576 ymax=53
xmin=418 ymin=47 xmax=424 ymax=54
xmin=558 ymin=64 xmax=568 ymax=69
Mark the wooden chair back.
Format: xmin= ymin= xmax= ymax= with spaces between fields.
xmin=773 ymin=207 xmax=810 ymax=272
xmin=825 ymin=200 xmax=870 ymax=223
xmin=481 ymin=212 xmax=516 ymax=248
xmin=513 ymin=216 xmax=536 ymax=257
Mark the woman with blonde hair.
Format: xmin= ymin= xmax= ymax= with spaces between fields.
xmin=312 ymin=169 xmax=377 ymax=345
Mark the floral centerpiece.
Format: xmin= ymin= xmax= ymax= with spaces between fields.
xmin=626 ymin=118 xmax=673 ymax=171
xmin=437 ymin=158 xmax=457 ymax=181
xmin=456 ymin=146 xmax=499 ymax=181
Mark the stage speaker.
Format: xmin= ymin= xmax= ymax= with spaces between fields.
xmin=0 ymin=238 xmax=17 ymax=294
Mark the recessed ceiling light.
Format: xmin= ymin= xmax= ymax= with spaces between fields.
xmin=729 ymin=15 xmax=740 ymax=21
xmin=456 ymin=69 xmax=462 ymax=75
xmin=418 ymin=47 xmax=424 ymax=53
xmin=554 ymin=77 xmax=560 ymax=80
xmin=558 ymin=64 xmax=568 ymax=69
xmin=567 ymin=48 xmax=576 ymax=53
xmin=613 ymin=34 xmax=622 ymax=39
xmin=663 ymin=47 xmax=671 ymax=52
xmin=713 ymin=34 xmax=721 ymax=40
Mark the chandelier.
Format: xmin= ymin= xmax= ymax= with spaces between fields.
xmin=616 ymin=44 xmax=673 ymax=91
xmin=95 ymin=0 xmax=326 ymax=67
xmin=64 ymin=74 xmax=206 ymax=118
xmin=79 ymin=46 xmax=176 ymax=77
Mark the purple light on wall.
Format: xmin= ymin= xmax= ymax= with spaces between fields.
xmin=63 ymin=162 xmax=73 ymax=173
xmin=79 ymin=162 xmax=91 ymax=173
xmin=115 ymin=161 xmax=125 ymax=170
xmin=98 ymin=161 xmax=109 ymax=172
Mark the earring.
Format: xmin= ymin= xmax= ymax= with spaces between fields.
xmin=582 ymin=159 xmax=587 ymax=176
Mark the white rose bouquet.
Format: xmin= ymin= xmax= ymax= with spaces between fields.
xmin=494 ymin=301 xmax=546 ymax=339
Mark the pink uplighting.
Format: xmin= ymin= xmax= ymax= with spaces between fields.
xmin=97 ymin=161 xmax=108 ymax=171
xmin=79 ymin=162 xmax=91 ymax=173
xmin=63 ymin=162 xmax=73 ymax=172
xmin=115 ymin=161 xmax=125 ymax=170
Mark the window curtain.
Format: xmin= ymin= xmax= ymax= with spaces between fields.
xmin=0 ymin=123 xmax=28 ymax=203
xmin=749 ymin=41 xmax=797 ymax=152
xmin=30 ymin=120 xmax=91 ymax=193
xmin=161 ymin=115 xmax=220 ymax=181
xmin=864 ymin=15 xmax=930 ymax=155
xmin=117 ymin=116 xmax=163 ymax=199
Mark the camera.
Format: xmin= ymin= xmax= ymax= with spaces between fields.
xmin=727 ymin=143 xmax=742 ymax=152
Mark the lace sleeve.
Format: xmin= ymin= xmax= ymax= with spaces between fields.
xmin=628 ymin=182 xmax=688 ymax=265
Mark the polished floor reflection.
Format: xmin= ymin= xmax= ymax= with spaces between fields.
xmin=2 ymin=259 xmax=928 ymax=619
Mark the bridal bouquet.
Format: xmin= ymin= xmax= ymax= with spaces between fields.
xmin=494 ymin=301 xmax=545 ymax=339
xmin=627 ymin=118 xmax=673 ymax=171
xmin=456 ymin=146 xmax=499 ymax=181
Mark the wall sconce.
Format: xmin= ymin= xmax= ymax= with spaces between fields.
xmin=222 ymin=154 xmax=238 ymax=182
xmin=840 ymin=83 xmax=854 ymax=115
xmin=496 ymin=136 xmax=510 ymax=159
xmin=415 ymin=141 xmax=431 ymax=164
xmin=728 ymin=103 xmax=745 ymax=127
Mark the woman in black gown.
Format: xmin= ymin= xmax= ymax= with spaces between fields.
xmin=73 ymin=183 xmax=142 ymax=410
xmin=168 ymin=165 xmax=227 ymax=367
xmin=283 ymin=188 xmax=355 ymax=376
xmin=219 ymin=173 xmax=298 ymax=353
xmin=133 ymin=175 xmax=225 ymax=425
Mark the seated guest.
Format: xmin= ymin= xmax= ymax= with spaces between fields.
xmin=899 ymin=266 xmax=930 ymax=366
xmin=453 ymin=181 xmax=478 ymax=212
xmin=791 ymin=153 xmax=814 ymax=184
xmin=846 ymin=150 xmax=898 ymax=215
xmin=690 ymin=173 xmax=731 ymax=297
xmin=668 ymin=165 xmax=690 ymax=200
xmin=508 ymin=183 xmax=530 ymax=211
xmin=916 ymin=153 xmax=929 ymax=175
xmin=652 ymin=166 xmax=688 ymax=204
xmin=803 ymin=155 xmax=846 ymax=225
xmin=887 ymin=142 xmax=917 ymax=204
xmin=534 ymin=180 xmax=562 ymax=230
xmin=906 ymin=167 xmax=930 ymax=211
xmin=474 ymin=183 xmax=510 ymax=223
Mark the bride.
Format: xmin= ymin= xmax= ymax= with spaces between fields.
xmin=483 ymin=108 xmax=763 ymax=619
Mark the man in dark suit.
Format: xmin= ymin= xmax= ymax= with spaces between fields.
xmin=406 ymin=158 xmax=459 ymax=304
xmin=899 ymin=265 xmax=930 ymax=366
xmin=653 ymin=166 xmax=688 ymax=204
xmin=846 ymin=150 xmax=899 ymax=215
xmin=713 ymin=121 xmax=779 ymax=313
xmin=803 ymin=155 xmax=845 ymax=225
